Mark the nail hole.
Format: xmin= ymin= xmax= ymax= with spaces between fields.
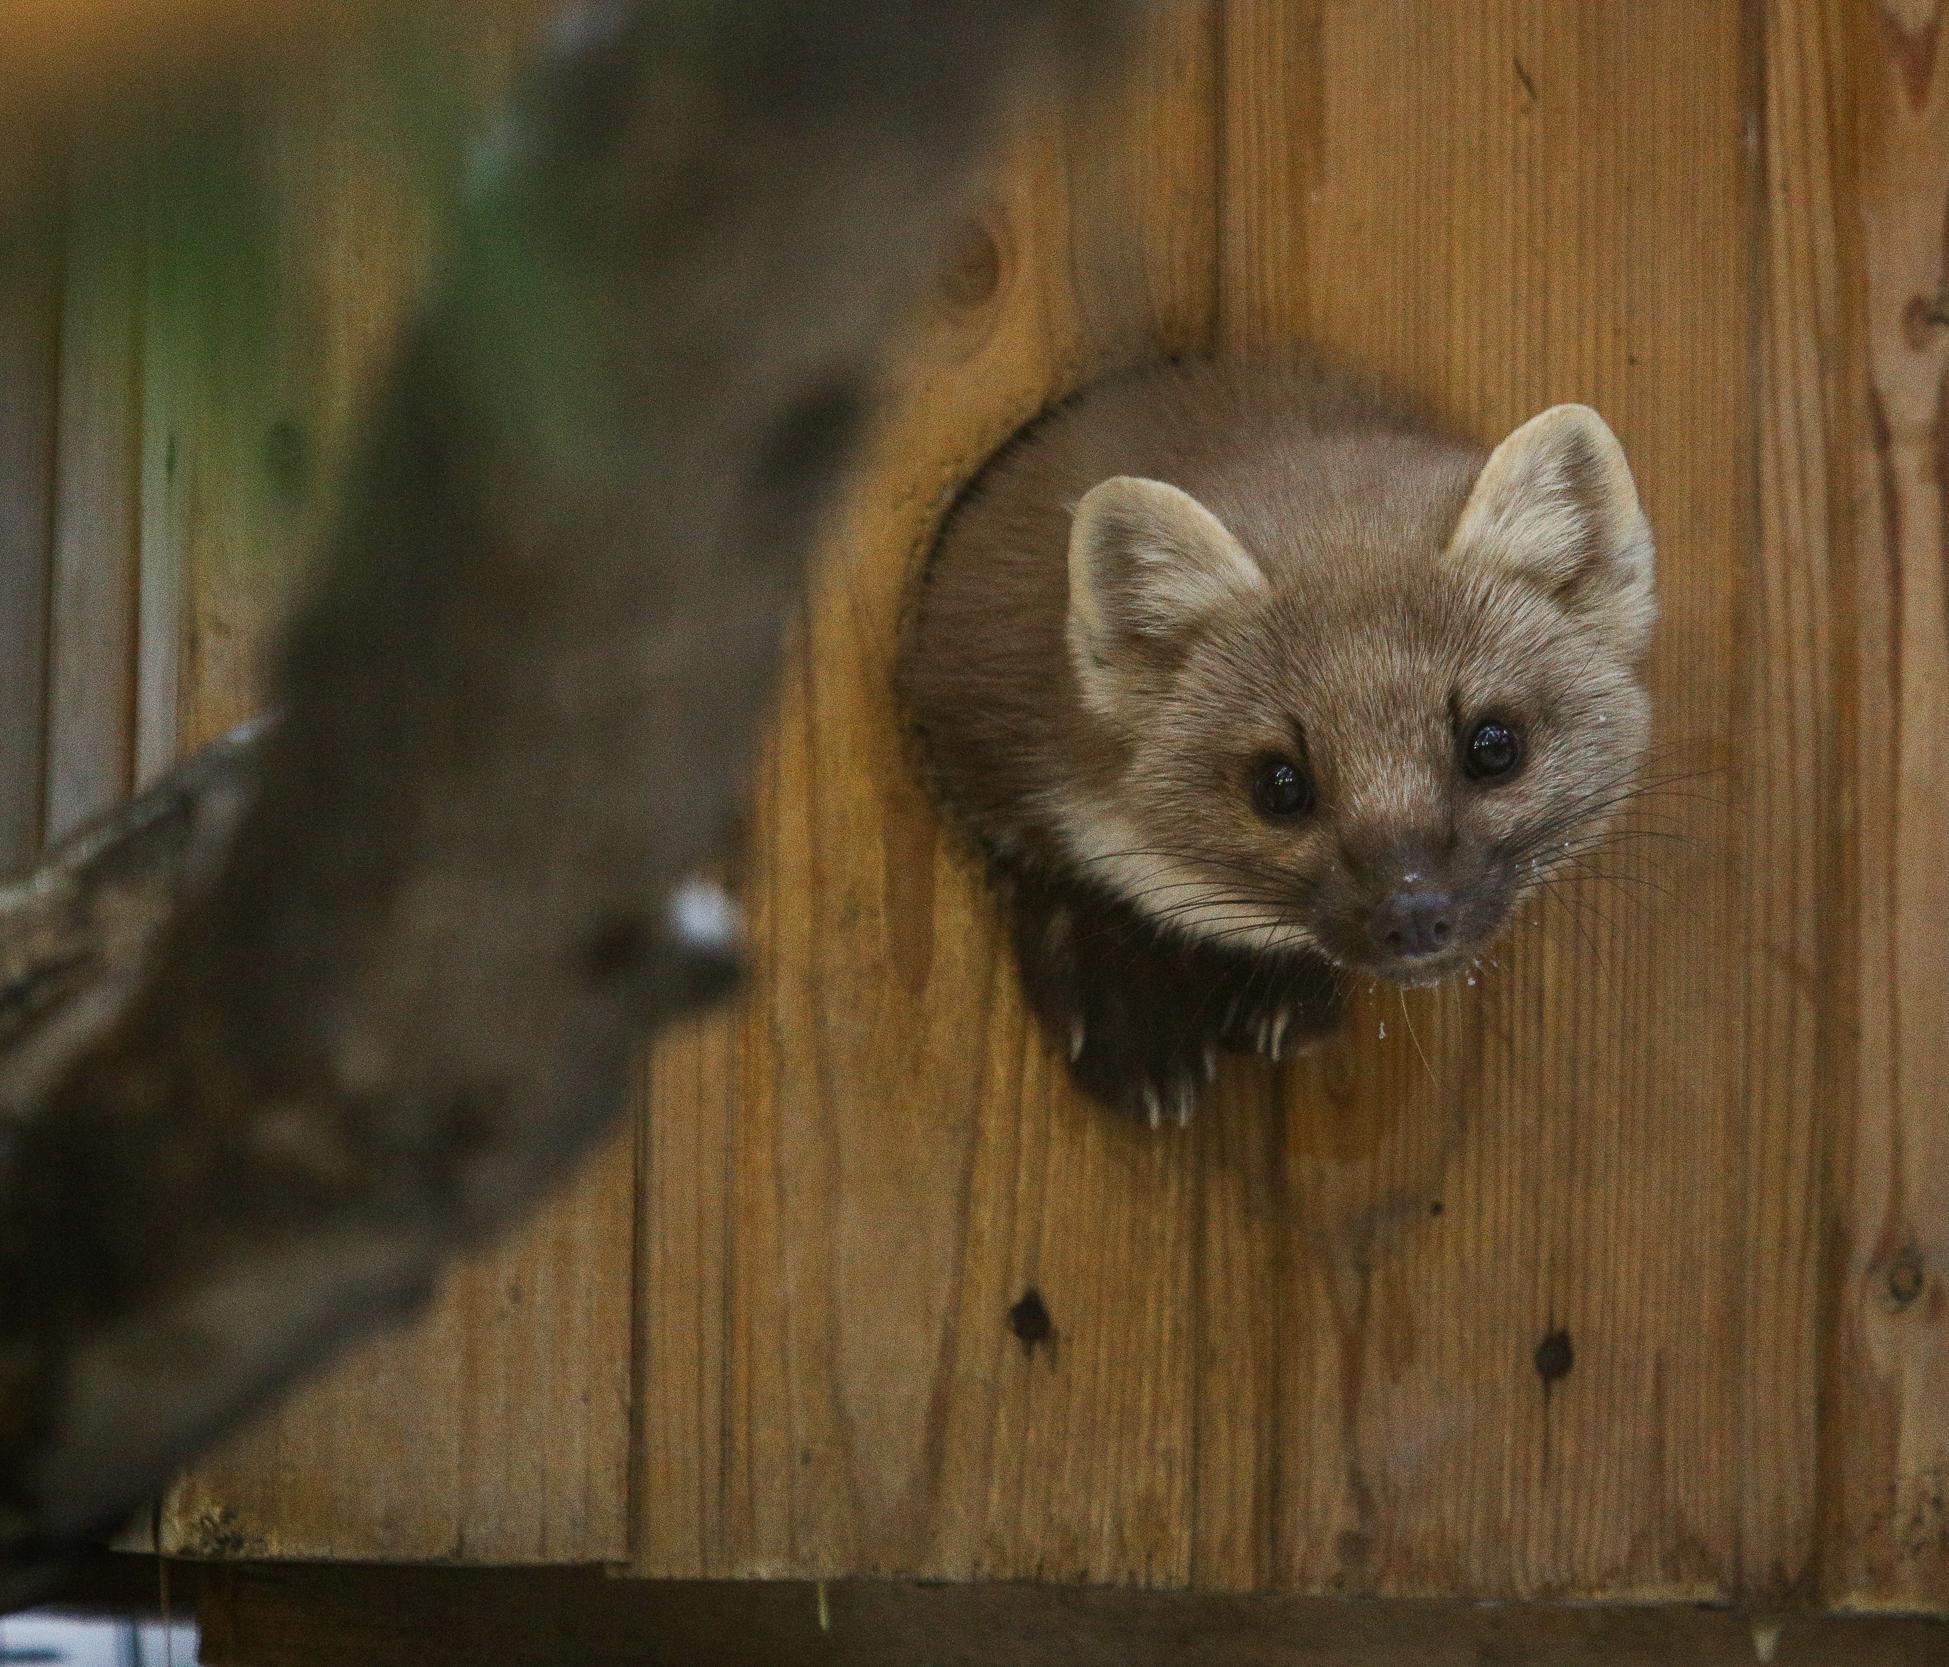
xmin=1534 ymin=1328 xmax=1574 ymax=1386
xmin=1008 ymin=1286 xmax=1053 ymax=1353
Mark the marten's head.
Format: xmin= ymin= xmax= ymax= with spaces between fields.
xmin=1060 ymin=404 xmax=1655 ymax=984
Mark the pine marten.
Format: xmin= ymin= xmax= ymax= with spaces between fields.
xmin=898 ymin=357 xmax=1655 ymax=1125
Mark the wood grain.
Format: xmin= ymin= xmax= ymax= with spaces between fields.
xmin=1740 ymin=0 xmax=1857 ymax=1603
xmin=635 ymin=1 xmax=1222 ymax=1584
xmin=1825 ymin=0 xmax=1949 ymax=1612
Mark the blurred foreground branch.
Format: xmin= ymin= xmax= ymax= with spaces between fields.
xmin=0 ymin=0 xmax=1128 ymax=1595
xmin=0 ymin=1 xmax=549 ymax=214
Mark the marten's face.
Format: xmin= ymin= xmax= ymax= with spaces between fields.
xmin=1099 ymin=567 xmax=1650 ymax=982
xmin=1062 ymin=404 xmax=1655 ymax=984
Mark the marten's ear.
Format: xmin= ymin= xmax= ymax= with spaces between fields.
xmin=1067 ymin=476 xmax=1266 ymax=715
xmin=1447 ymin=404 xmax=1656 ymax=661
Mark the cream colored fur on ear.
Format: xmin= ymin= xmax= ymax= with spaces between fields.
xmin=1067 ymin=475 xmax=1265 ymax=717
xmin=1448 ymin=404 xmax=1656 ymax=659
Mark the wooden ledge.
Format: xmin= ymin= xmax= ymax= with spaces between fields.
xmin=181 ymin=1563 xmax=1949 ymax=1667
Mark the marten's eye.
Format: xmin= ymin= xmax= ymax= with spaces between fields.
xmin=1252 ymin=757 xmax=1315 ymax=820
xmin=1464 ymin=720 xmax=1523 ymax=780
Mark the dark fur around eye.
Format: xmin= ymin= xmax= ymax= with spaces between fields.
xmin=1252 ymin=756 xmax=1315 ymax=819
xmin=1463 ymin=720 xmax=1523 ymax=781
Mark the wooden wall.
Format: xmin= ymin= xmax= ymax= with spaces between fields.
xmin=2 ymin=0 xmax=1944 ymax=1616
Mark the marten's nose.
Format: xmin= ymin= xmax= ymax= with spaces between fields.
xmin=1373 ymin=888 xmax=1455 ymax=960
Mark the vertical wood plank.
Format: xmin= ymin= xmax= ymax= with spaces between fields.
xmin=930 ymin=17 xmax=1222 ymax=1589
xmin=635 ymin=3 xmax=1223 ymax=1582
xmin=0 ymin=212 xmax=59 ymax=871
xmin=151 ymin=30 xmax=638 ymax=1564
xmin=1745 ymin=0 xmax=1859 ymax=1602
xmin=1824 ymin=0 xmax=1949 ymax=1612
xmin=45 ymin=158 xmax=143 ymax=842
xmin=1202 ymin=0 xmax=1758 ymax=1599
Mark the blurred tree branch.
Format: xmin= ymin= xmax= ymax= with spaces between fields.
xmin=0 ymin=0 xmax=1131 ymax=1598
xmin=0 ymin=1 xmax=548 ymax=214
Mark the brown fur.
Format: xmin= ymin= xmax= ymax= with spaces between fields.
xmin=898 ymin=356 xmax=1654 ymax=1123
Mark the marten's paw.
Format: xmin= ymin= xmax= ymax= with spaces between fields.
xmin=1004 ymin=870 xmax=1346 ymax=1125
xmin=1066 ymin=1007 xmax=1212 ymax=1128
xmin=1006 ymin=877 xmax=1214 ymax=1126
xmin=1215 ymin=960 xmax=1345 ymax=1062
